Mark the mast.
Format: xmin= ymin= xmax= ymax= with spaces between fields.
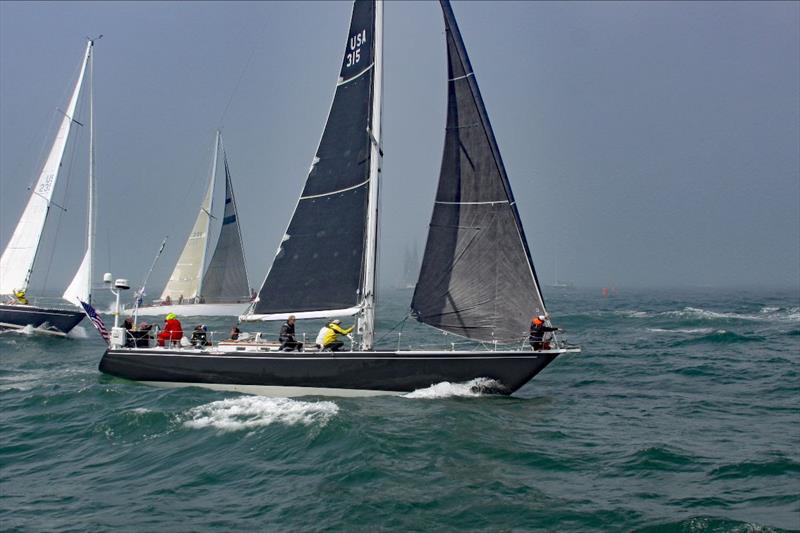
xmin=359 ymin=0 xmax=382 ymax=350
xmin=87 ymin=37 xmax=96 ymax=304
xmin=62 ymin=37 xmax=98 ymax=307
xmin=1 ymin=40 xmax=91 ymax=296
xmin=195 ymin=130 xmax=220 ymax=301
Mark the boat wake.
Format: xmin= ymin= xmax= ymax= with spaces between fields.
xmin=183 ymin=396 xmax=339 ymax=431
xmin=403 ymin=377 xmax=505 ymax=399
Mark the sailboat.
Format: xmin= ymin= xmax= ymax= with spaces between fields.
xmin=399 ymin=244 xmax=420 ymax=290
xmin=98 ymin=0 xmax=579 ymax=396
xmin=132 ymin=131 xmax=251 ymax=317
xmin=0 ymin=39 xmax=99 ymax=336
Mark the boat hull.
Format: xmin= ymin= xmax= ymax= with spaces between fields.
xmin=98 ymin=349 xmax=562 ymax=397
xmin=100 ymin=348 xmax=563 ymax=396
xmin=129 ymin=302 xmax=250 ymax=317
xmin=0 ymin=303 xmax=84 ymax=335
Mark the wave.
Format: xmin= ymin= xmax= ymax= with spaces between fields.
xmin=673 ymin=330 xmax=764 ymax=346
xmin=635 ymin=515 xmax=780 ymax=532
xmin=403 ymin=377 xmax=505 ymax=399
xmin=183 ymin=396 xmax=339 ymax=431
xmin=647 ymin=327 xmax=716 ymax=335
xmin=709 ymin=458 xmax=800 ymax=480
xmin=622 ymin=446 xmax=699 ymax=472
xmin=666 ymin=306 xmax=799 ymax=323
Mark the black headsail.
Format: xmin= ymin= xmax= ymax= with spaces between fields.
xmin=411 ymin=0 xmax=547 ymax=343
xmin=247 ymin=0 xmax=377 ymax=319
xmin=201 ymin=143 xmax=250 ymax=303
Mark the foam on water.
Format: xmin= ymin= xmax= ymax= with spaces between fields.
xmin=183 ymin=396 xmax=339 ymax=431
xmin=403 ymin=377 xmax=504 ymax=399
xmin=647 ymin=327 xmax=717 ymax=334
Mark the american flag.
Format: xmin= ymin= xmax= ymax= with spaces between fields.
xmin=79 ymin=300 xmax=109 ymax=342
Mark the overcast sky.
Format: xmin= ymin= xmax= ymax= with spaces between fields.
xmin=1 ymin=1 xmax=798 ymax=295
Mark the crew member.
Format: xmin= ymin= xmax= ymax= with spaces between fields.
xmin=279 ymin=315 xmax=303 ymax=351
xmin=529 ymin=315 xmax=558 ymax=351
xmin=157 ymin=312 xmax=183 ymax=347
xmin=317 ymin=319 xmax=353 ymax=352
xmin=14 ymin=290 xmax=28 ymax=305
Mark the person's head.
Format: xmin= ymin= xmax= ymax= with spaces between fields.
xmin=532 ymin=316 xmax=543 ymax=326
xmin=231 ymin=326 xmax=240 ymax=333
xmin=288 ymin=315 xmax=296 ymax=325
xmin=331 ymin=319 xmax=341 ymax=326
xmin=194 ymin=324 xmax=203 ymax=331
xmin=166 ymin=312 xmax=177 ymax=321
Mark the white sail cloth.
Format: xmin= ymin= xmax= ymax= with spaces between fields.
xmin=0 ymin=41 xmax=91 ymax=296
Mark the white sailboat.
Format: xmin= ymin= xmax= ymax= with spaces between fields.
xmin=133 ymin=131 xmax=251 ymax=317
xmin=0 ymin=38 xmax=99 ymax=336
xmin=100 ymin=0 xmax=579 ymax=397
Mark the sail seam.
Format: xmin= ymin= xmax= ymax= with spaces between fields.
xmin=337 ymin=63 xmax=375 ymax=86
xmin=299 ymin=179 xmax=370 ymax=200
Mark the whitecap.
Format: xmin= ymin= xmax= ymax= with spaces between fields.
xmin=183 ymin=396 xmax=339 ymax=431
xmin=403 ymin=377 xmax=504 ymax=399
xmin=647 ymin=327 xmax=716 ymax=334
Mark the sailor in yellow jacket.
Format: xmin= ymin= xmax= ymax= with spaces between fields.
xmin=316 ymin=319 xmax=353 ymax=352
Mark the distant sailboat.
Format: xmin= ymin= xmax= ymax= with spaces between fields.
xmin=549 ymin=255 xmax=574 ymax=289
xmin=0 ymin=39 xmax=99 ymax=336
xmin=99 ymin=0 xmax=579 ymax=396
xmin=134 ymin=131 xmax=251 ymax=317
xmin=399 ymin=244 xmax=420 ymax=290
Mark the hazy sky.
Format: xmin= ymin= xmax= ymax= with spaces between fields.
xmin=1 ymin=1 xmax=798 ymax=295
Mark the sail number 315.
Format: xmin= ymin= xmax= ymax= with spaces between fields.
xmin=346 ymin=30 xmax=367 ymax=68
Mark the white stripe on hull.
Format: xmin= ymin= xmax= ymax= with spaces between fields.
xmin=139 ymin=380 xmax=403 ymax=398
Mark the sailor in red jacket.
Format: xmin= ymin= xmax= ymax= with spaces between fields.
xmin=157 ymin=312 xmax=183 ymax=347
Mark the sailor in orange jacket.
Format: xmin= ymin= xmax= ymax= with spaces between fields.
xmin=157 ymin=312 xmax=183 ymax=347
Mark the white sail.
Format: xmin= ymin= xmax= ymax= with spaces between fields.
xmin=0 ymin=41 xmax=92 ymax=296
xmin=63 ymin=39 xmax=96 ymax=306
xmin=62 ymin=250 xmax=90 ymax=306
xmin=160 ymin=133 xmax=218 ymax=302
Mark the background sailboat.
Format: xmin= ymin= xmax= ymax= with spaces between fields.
xmin=133 ymin=131 xmax=251 ymax=317
xmin=100 ymin=0 xmax=578 ymax=397
xmin=0 ymin=38 xmax=99 ymax=336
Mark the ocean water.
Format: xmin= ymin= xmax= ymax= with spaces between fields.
xmin=1 ymin=287 xmax=798 ymax=531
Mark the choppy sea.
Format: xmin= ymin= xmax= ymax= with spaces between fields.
xmin=1 ymin=287 xmax=798 ymax=531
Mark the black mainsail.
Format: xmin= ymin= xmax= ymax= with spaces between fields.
xmin=248 ymin=0 xmax=379 ymax=322
xmin=411 ymin=0 xmax=547 ymax=343
xmin=201 ymin=145 xmax=250 ymax=303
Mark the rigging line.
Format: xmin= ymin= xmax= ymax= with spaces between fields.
xmin=217 ymin=42 xmax=258 ymax=129
xmin=374 ymin=312 xmax=411 ymax=345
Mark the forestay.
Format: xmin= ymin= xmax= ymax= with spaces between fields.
xmin=248 ymin=0 xmax=377 ymax=320
xmin=201 ymin=146 xmax=250 ymax=303
xmin=0 ymin=41 xmax=92 ymax=296
xmin=411 ymin=0 xmax=547 ymax=343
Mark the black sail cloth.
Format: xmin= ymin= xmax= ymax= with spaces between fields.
xmin=411 ymin=0 xmax=547 ymax=342
xmin=253 ymin=0 xmax=376 ymax=316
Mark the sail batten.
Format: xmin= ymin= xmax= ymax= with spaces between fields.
xmin=248 ymin=0 xmax=378 ymax=320
xmin=411 ymin=0 xmax=547 ymax=343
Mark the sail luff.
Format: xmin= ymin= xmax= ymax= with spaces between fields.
xmin=0 ymin=41 xmax=91 ymax=296
xmin=359 ymin=0 xmax=382 ymax=350
xmin=63 ymin=39 xmax=97 ymax=307
xmin=438 ymin=0 xmax=546 ymax=312
xmin=196 ymin=130 xmax=220 ymax=299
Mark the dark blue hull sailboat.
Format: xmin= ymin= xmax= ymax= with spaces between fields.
xmin=99 ymin=0 xmax=578 ymax=396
